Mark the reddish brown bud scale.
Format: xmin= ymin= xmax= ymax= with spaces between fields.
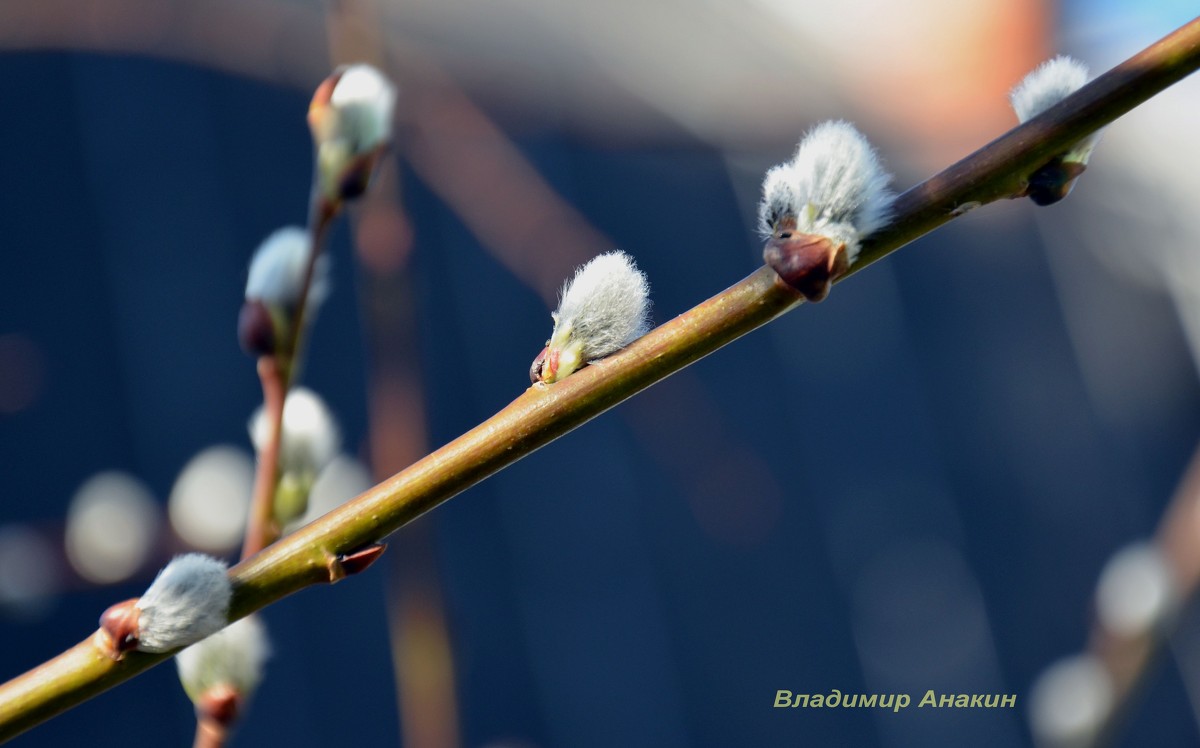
xmin=544 ymin=346 xmax=561 ymax=383
xmin=307 ymin=70 xmax=344 ymax=132
xmin=97 ymin=599 xmax=140 ymax=659
xmin=197 ymin=683 xmax=243 ymax=727
xmin=329 ymin=543 xmax=388 ymax=581
xmin=237 ymin=299 xmax=277 ymax=357
xmin=762 ymin=230 xmax=847 ymax=303
xmin=530 ymin=346 xmax=549 ymax=384
xmin=1025 ymin=160 xmax=1088 ymax=206
xmin=337 ymin=148 xmax=388 ymax=201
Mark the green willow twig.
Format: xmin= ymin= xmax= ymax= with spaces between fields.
xmin=2 ymin=16 xmax=1199 ymax=743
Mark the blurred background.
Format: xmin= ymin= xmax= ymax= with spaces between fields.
xmin=1 ymin=1 xmax=1200 ymax=746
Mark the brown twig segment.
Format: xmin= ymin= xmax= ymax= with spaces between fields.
xmin=1 ymin=15 xmax=1199 ymax=743
xmin=192 ymin=718 xmax=228 ymax=748
xmin=282 ymin=195 xmax=340 ymax=375
xmin=241 ymin=357 xmax=287 ymax=559
xmin=192 ymin=685 xmax=240 ymax=748
xmin=240 ymin=196 xmax=340 ymax=560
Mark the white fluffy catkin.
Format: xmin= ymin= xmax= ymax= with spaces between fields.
xmin=1010 ymin=56 xmax=1089 ymax=123
xmin=327 ymin=64 xmax=397 ymax=155
xmin=244 ymin=227 xmax=330 ymax=311
xmin=552 ymin=251 xmax=650 ymax=361
xmin=176 ymin=615 xmax=270 ymax=704
xmin=1009 ymin=56 xmax=1100 ymax=165
xmin=135 ymin=554 xmax=232 ymax=653
xmin=249 ymin=387 xmax=340 ymax=478
xmin=757 ymin=121 xmax=894 ymax=262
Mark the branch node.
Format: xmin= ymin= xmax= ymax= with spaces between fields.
xmin=951 ymin=201 xmax=982 ymax=217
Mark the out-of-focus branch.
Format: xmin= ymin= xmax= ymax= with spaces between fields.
xmin=0 ymin=0 xmax=330 ymax=89
xmin=1 ymin=16 xmax=1199 ymax=743
xmin=1092 ymin=442 xmax=1200 ymax=744
xmin=241 ymin=198 xmax=339 ymax=558
xmin=321 ymin=2 xmax=463 ymax=743
xmin=241 ymin=357 xmax=287 ymax=559
xmin=1031 ymin=440 xmax=1200 ymax=747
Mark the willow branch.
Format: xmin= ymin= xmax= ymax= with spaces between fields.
xmin=1 ymin=16 xmax=1199 ymax=744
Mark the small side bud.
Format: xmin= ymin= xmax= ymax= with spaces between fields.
xmin=1009 ymin=56 xmax=1101 ymax=205
xmin=134 ymin=554 xmax=232 ymax=653
xmin=757 ymin=121 xmax=894 ymax=301
xmin=250 ymin=388 xmax=340 ymax=525
xmin=535 ymin=251 xmax=651 ymax=383
xmin=239 ymin=227 xmax=331 ymax=358
xmin=308 ymin=64 xmax=398 ymax=203
xmin=176 ymin=615 xmax=270 ymax=718
xmin=328 ymin=543 xmax=388 ymax=581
